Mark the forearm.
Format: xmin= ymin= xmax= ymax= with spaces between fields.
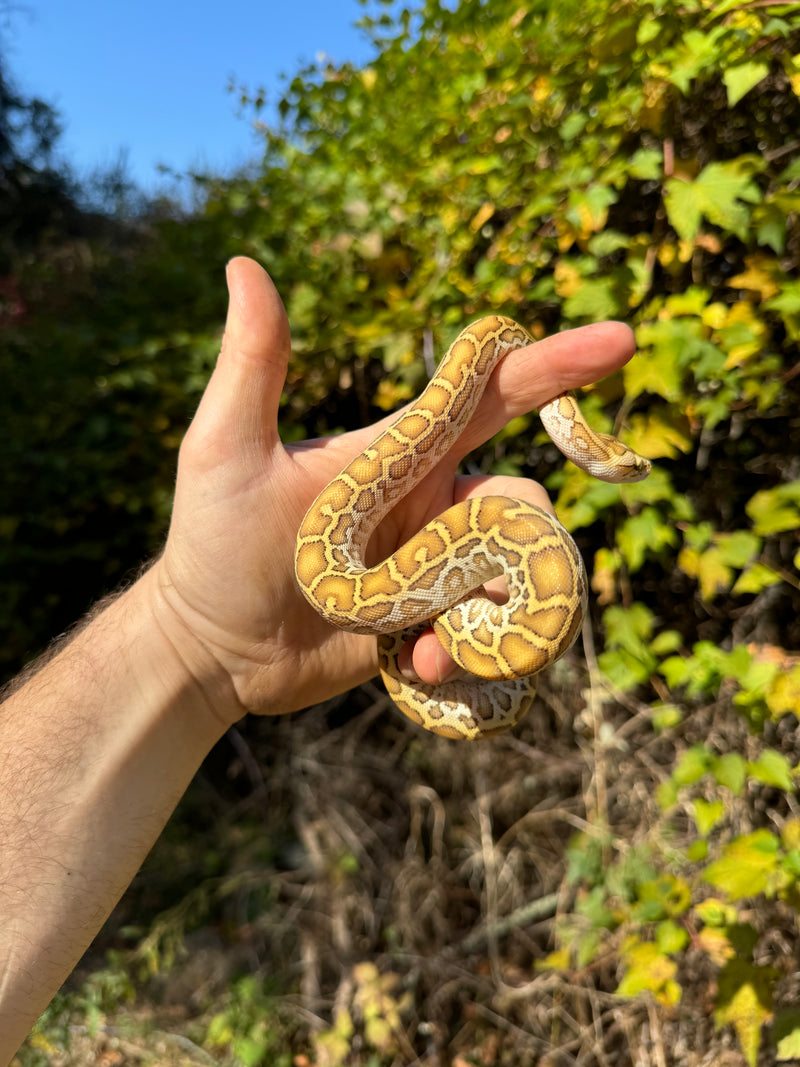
xmin=0 ymin=566 xmax=232 ymax=1060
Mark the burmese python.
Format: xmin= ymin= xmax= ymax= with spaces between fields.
xmin=295 ymin=316 xmax=650 ymax=740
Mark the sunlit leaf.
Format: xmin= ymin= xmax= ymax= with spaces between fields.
xmin=625 ymin=411 xmax=692 ymax=459
xmin=747 ymin=750 xmax=795 ymax=791
xmin=732 ymin=563 xmax=782 ymax=596
xmin=665 ymin=161 xmax=762 ymax=241
xmin=723 ymin=62 xmax=769 ymax=106
xmin=672 ymin=744 xmax=712 ymax=786
xmin=715 ymin=960 xmax=777 ymax=1067
xmin=766 ymin=665 xmax=800 ymax=720
xmin=617 ymin=940 xmax=681 ymax=1006
xmin=692 ymin=798 xmax=725 ymax=836
xmin=775 ymin=1008 xmax=800 ymax=1062
xmin=703 ymin=830 xmax=780 ymax=901
xmin=694 ymin=897 xmax=739 ymax=927
xmin=746 ymin=482 xmax=800 ymax=536
xmin=712 ymin=753 xmax=747 ymax=795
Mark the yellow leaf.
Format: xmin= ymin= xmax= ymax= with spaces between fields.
xmin=657 ymin=239 xmax=695 ymax=269
xmin=694 ymin=897 xmax=739 ymax=927
xmin=678 ymin=544 xmax=733 ymax=600
xmin=440 ymin=202 xmax=460 ymax=234
xmin=697 ymin=926 xmax=736 ymax=965
xmin=591 ymin=546 xmax=620 ymax=606
xmin=554 ymin=260 xmax=583 ymax=298
xmin=27 ymin=1034 xmax=60 ymax=1054
xmin=639 ymin=78 xmax=669 ymax=132
xmin=701 ymin=301 xmax=729 ymax=329
xmin=313 ymin=1009 xmax=355 ymax=1067
xmin=353 ymin=961 xmax=379 ymax=984
xmin=624 ymin=349 xmax=682 ymax=403
xmin=536 ymin=946 xmax=571 ymax=971
xmin=702 ymin=829 xmax=779 ymax=901
xmin=782 ymin=819 xmax=800 ymax=854
xmin=727 ymin=260 xmax=781 ymax=299
xmin=766 ymin=665 xmax=800 ymax=720
xmin=373 ymin=378 xmax=414 ymax=412
xmin=469 ymin=201 xmax=495 ymax=232
xmin=626 ymin=411 xmax=692 ymax=460
xmin=532 ymin=75 xmax=550 ymax=102
xmin=617 ymin=940 xmax=680 ymax=1006
xmin=715 ymin=960 xmax=776 ymax=1067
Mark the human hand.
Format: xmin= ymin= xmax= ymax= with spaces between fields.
xmin=153 ymin=257 xmax=635 ymax=725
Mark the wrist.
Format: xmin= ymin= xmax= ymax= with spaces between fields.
xmin=135 ymin=561 xmax=248 ymax=732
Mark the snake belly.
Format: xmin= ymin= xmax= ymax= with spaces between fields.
xmin=294 ymin=315 xmax=650 ymax=740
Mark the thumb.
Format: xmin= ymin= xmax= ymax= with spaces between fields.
xmin=185 ymin=257 xmax=291 ymax=469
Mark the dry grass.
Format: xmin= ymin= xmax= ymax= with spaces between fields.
xmin=23 ymin=647 xmax=800 ymax=1067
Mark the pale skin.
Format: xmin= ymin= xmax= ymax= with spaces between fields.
xmin=0 ymin=256 xmax=635 ymax=1060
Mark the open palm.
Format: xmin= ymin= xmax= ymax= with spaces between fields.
xmin=156 ymin=257 xmax=635 ymax=723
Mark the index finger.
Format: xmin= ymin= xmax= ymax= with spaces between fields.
xmin=457 ymin=320 xmax=636 ymax=455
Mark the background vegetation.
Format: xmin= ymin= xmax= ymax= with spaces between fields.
xmin=5 ymin=0 xmax=800 ymax=1063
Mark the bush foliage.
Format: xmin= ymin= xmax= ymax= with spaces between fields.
xmin=8 ymin=0 xmax=800 ymax=1064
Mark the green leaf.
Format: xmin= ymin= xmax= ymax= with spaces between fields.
xmin=693 ymin=798 xmax=725 ymax=836
xmin=625 ymin=334 xmax=684 ymax=401
xmin=636 ymin=874 xmax=692 ymax=918
xmin=617 ymin=508 xmax=679 ymax=571
xmin=687 ymin=839 xmax=709 ymax=862
xmin=717 ymin=530 xmax=761 ymax=568
xmin=587 ymin=230 xmax=630 ymax=257
xmin=560 ymin=110 xmax=587 ymax=141
xmin=774 ymin=1007 xmax=800 ymax=1061
xmin=672 ymin=744 xmax=712 ymax=786
xmin=732 ymin=562 xmax=782 ymax=596
xmin=651 ymin=703 xmax=683 ymax=731
xmin=695 ymin=897 xmax=739 ymax=927
xmin=664 ymin=161 xmax=763 ymax=241
xmin=723 ymin=62 xmax=770 ymax=107
xmin=667 ymin=27 xmax=726 ymax=94
xmin=236 ymin=1031 xmax=271 ymax=1067
xmin=663 ymin=179 xmax=703 ymax=242
xmin=636 ymin=19 xmax=661 ymax=46
xmin=746 ymin=482 xmax=800 ymax=536
xmin=657 ymin=779 xmax=679 ymax=810
xmin=703 ymin=829 xmax=780 ymax=901
xmin=656 ymin=919 xmax=689 ymax=954
xmin=712 ymin=753 xmax=747 ymax=795
xmin=562 ymin=277 xmax=622 ymax=321
xmin=747 ymin=750 xmax=795 ymax=792
xmin=650 ymin=630 xmax=683 ymax=657
xmin=628 ymin=147 xmax=662 ymax=180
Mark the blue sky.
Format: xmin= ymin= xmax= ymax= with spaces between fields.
xmin=6 ymin=0 xmax=380 ymax=195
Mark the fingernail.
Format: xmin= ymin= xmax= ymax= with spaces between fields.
xmin=399 ymin=662 xmax=421 ymax=683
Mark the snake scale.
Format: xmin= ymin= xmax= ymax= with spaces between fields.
xmin=295 ymin=315 xmax=651 ymax=740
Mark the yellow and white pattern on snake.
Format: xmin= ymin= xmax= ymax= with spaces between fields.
xmin=295 ymin=315 xmax=651 ymax=740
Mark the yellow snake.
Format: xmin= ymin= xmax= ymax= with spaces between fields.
xmin=295 ymin=316 xmax=650 ymax=740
